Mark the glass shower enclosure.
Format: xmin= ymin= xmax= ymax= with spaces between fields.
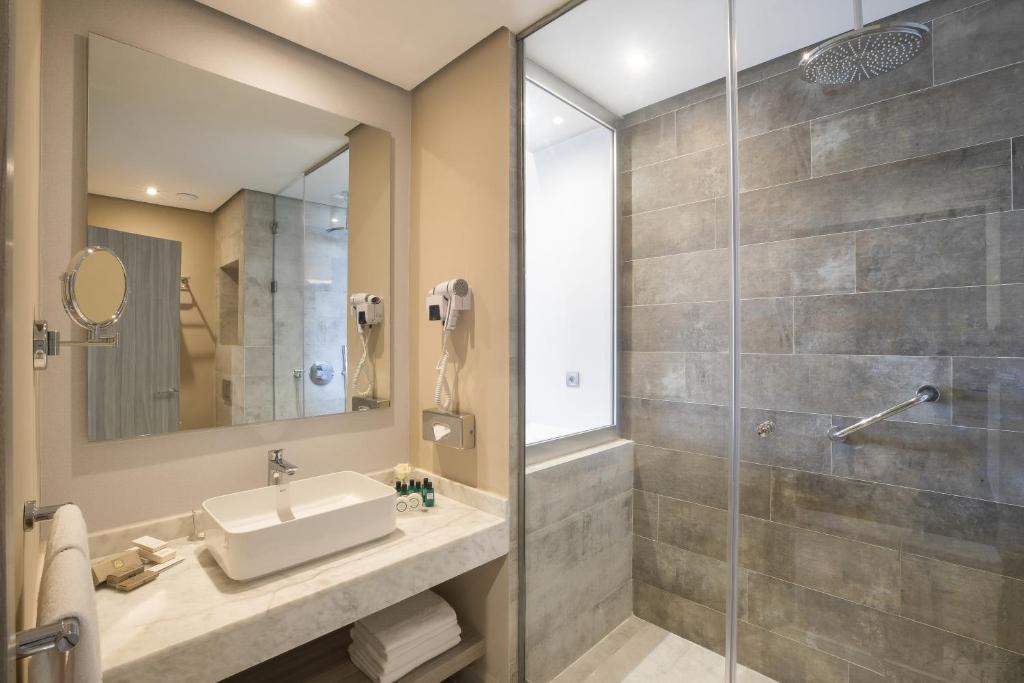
xmin=521 ymin=0 xmax=1024 ymax=681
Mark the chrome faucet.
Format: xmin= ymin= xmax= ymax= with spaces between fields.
xmin=267 ymin=448 xmax=298 ymax=486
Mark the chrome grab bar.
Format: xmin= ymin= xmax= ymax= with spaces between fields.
xmin=827 ymin=385 xmax=940 ymax=442
xmin=16 ymin=617 xmax=81 ymax=660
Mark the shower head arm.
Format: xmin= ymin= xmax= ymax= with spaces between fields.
xmin=853 ymin=0 xmax=863 ymax=30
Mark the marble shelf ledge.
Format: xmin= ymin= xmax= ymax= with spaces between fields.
xmin=96 ymin=494 xmax=508 ymax=683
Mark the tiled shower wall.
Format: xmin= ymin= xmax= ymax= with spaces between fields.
xmin=619 ymin=0 xmax=1024 ymax=680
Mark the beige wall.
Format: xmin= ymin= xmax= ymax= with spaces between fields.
xmin=37 ymin=0 xmax=411 ymax=532
xmin=410 ymin=29 xmax=517 ymax=683
xmin=87 ymin=194 xmax=218 ymax=430
xmin=10 ymin=0 xmax=42 ymax=655
xmin=347 ymin=124 xmax=392 ymax=403
xmin=410 ymin=29 xmax=514 ymax=496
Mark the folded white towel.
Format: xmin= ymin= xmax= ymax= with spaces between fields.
xmin=352 ymin=615 xmax=458 ymax=661
xmin=354 ymin=591 xmax=457 ymax=656
xmin=349 ymin=634 xmax=461 ymax=683
xmin=352 ymin=621 xmax=461 ymax=668
xmin=43 ymin=505 xmax=90 ymax=570
xmin=29 ymin=546 xmax=101 ymax=683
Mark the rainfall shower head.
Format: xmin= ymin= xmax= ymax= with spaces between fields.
xmin=799 ymin=0 xmax=929 ymax=87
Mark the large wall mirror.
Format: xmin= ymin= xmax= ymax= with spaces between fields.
xmin=85 ymin=35 xmax=392 ymax=441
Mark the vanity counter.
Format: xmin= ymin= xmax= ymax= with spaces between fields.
xmin=96 ymin=494 xmax=508 ymax=683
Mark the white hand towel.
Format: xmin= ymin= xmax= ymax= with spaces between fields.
xmin=352 ymin=622 xmax=461 ymax=669
xmin=353 ymin=590 xmax=457 ymax=656
xmin=29 ymin=547 xmax=101 ymax=683
xmin=350 ymin=634 xmax=461 ymax=683
xmin=43 ymin=505 xmax=90 ymax=569
xmin=352 ymin=615 xmax=458 ymax=660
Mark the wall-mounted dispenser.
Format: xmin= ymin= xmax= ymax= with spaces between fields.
xmin=422 ymin=278 xmax=475 ymax=449
xmin=350 ymin=293 xmax=384 ymax=407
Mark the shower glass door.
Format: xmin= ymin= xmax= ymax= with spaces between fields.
xmin=521 ymin=1 xmax=735 ymax=680
xmin=734 ymin=0 xmax=1024 ymax=680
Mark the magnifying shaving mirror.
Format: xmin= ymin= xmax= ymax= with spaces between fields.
xmin=33 ymin=246 xmax=129 ymax=370
xmin=60 ymin=245 xmax=129 ymax=341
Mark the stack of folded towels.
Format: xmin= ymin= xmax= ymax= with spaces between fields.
xmin=349 ymin=590 xmax=461 ymax=683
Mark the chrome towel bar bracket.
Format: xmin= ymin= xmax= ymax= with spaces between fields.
xmin=23 ymin=499 xmax=71 ymax=530
xmin=828 ymin=385 xmax=940 ymax=442
xmin=16 ymin=617 xmax=81 ymax=660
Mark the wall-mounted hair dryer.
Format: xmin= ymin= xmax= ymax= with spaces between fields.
xmin=426 ymin=279 xmax=472 ymax=413
xmin=350 ymin=293 xmax=384 ymax=398
xmin=425 ymin=279 xmax=473 ymax=331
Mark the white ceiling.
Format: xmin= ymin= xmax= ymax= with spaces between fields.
xmin=195 ymin=0 xmax=566 ymax=90
xmin=88 ymin=34 xmax=357 ymax=212
xmin=526 ymin=0 xmax=927 ymax=116
xmin=525 ymin=81 xmax=605 ymax=152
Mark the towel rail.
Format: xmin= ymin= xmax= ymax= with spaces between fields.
xmin=827 ymin=385 xmax=940 ymax=442
xmin=15 ymin=617 xmax=81 ymax=660
xmin=23 ymin=499 xmax=71 ymax=530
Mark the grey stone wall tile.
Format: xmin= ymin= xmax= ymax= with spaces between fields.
xmin=741 ymin=516 xmax=901 ymax=613
xmin=633 ymin=490 xmax=658 ymax=539
xmin=813 ymin=62 xmax=1024 ymax=176
xmin=525 ymin=441 xmax=633 ymax=532
xmin=771 ymin=468 xmax=1024 ymax=578
xmin=657 ymin=496 xmax=727 ymax=560
xmin=621 ymin=200 xmax=717 ymax=259
xmin=675 ymin=95 xmax=726 ymax=156
xmin=738 ymin=408 xmax=831 ymax=472
xmin=740 ymin=353 xmax=952 ymax=423
xmin=619 ymin=112 xmax=675 ymax=170
xmin=739 ymin=123 xmax=812 ymax=191
xmin=901 ymin=553 xmax=1024 ymax=653
xmin=741 ymin=233 xmax=855 ymax=298
xmin=737 ymin=622 xmax=849 ymax=683
xmin=832 ymin=418 xmax=1024 ymax=505
xmin=628 ymin=146 xmax=727 ymax=214
xmin=622 ymin=398 xmax=727 ymax=456
xmin=739 ymin=142 xmax=1011 ymax=245
xmin=744 ymin=572 xmax=1024 ymax=680
xmin=934 ymin=0 xmax=1024 ymax=84
xmin=634 ymin=580 xmax=726 ymax=654
xmin=856 ymin=212 xmax=1024 ymax=292
xmin=622 ymin=302 xmax=727 ymax=352
xmin=632 ymin=248 xmax=728 ymax=304
xmin=794 ymin=285 xmax=1024 ymax=357
xmin=953 ymin=356 xmax=1024 ymax=431
xmin=633 ymin=444 xmax=771 ymax=518
xmin=634 ymin=536 xmax=728 ymax=611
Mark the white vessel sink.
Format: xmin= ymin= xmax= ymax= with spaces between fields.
xmin=202 ymin=471 xmax=397 ymax=581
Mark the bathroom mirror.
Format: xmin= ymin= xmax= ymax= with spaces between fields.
xmin=61 ymin=246 xmax=128 ymax=332
xmin=84 ymin=34 xmax=392 ymax=441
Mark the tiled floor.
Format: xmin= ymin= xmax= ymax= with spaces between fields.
xmin=551 ymin=617 xmax=777 ymax=683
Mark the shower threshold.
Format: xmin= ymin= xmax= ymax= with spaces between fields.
xmin=551 ymin=616 xmax=777 ymax=683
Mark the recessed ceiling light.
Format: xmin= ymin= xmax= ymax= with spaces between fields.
xmin=294 ymin=0 xmax=315 ymax=6
xmin=331 ymin=217 xmax=339 ymax=223
xmin=552 ymin=116 xmax=565 ymax=126
xmin=145 ymin=186 xmax=158 ymax=196
xmin=624 ymin=50 xmax=652 ymax=72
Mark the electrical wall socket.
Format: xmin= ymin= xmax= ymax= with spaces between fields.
xmin=566 ymin=371 xmax=580 ymax=388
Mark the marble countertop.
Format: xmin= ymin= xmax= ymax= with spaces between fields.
xmin=96 ymin=494 xmax=508 ymax=683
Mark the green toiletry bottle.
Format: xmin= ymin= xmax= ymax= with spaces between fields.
xmin=424 ymin=479 xmax=435 ymax=508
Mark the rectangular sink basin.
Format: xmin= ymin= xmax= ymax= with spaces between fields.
xmin=202 ymin=471 xmax=397 ymax=581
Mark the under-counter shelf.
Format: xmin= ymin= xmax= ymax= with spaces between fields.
xmin=226 ymin=627 xmax=485 ymax=683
